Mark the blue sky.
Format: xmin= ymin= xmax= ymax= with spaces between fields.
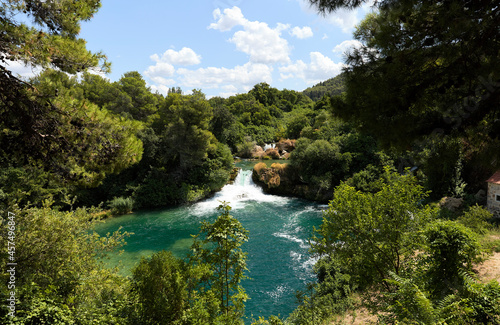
xmin=14 ymin=0 xmax=375 ymax=97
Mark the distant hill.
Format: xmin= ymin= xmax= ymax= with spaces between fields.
xmin=302 ymin=73 xmax=345 ymax=101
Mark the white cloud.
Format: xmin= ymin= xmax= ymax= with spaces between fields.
xmin=209 ymin=6 xmax=291 ymax=64
xmin=4 ymin=59 xmax=109 ymax=81
xmin=279 ymin=52 xmax=344 ymax=84
xmin=326 ymin=8 xmax=360 ymax=33
xmin=290 ymin=26 xmax=313 ymax=39
xmin=144 ymin=61 xmax=175 ymax=85
xmin=150 ymin=83 xmax=177 ymax=95
xmin=333 ymin=39 xmax=363 ymax=56
xmin=145 ymin=47 xmax=202 ymax=88
xmin=4 ymin=60 xmax=43 ymax=80
xmin=297 ymin=0 xmax=376 ymax=34
xmin=219 ymin=84 xmax=239 ymax=98
xmin=209 ymin=7 xmax=247 ymax=32
xmin=177 ymin=62 xmax=273 ymax=95
xmin=151 ymin=47 xmax=201 ymax=66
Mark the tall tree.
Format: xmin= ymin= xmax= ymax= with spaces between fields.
xmin=190 ymin=202 xmax=249 ymax=321
xmin=156 ymin=90 xmax=216 ymax=174
xmin=108 ymin=71 xmax=159 ymax=121
xmin=310 ymin=0 xmax=500 ymax=168
xmin=311 ymin=168 xmax=437 ymax=291
xmin=0 ymin=1 xmax=144 ymax=191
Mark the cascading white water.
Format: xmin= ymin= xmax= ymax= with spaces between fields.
xmin=191 ymin=168 xmax=289 ymax=215
xmin=95 ymin=162 xmax=324 ymax=321
xmin=263 ymin=143 xmax=276 ymax=151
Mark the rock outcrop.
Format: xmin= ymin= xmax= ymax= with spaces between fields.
xmin=252 ymin=162 xmax=332 ymax=202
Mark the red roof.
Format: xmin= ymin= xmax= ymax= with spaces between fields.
xmin=487 ymin=171 xmax=500 ymax=184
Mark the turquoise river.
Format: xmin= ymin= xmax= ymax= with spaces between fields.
xmin=95 ymin=161 xmax=325 ymax=321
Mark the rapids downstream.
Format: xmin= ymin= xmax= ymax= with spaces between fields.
xmin=95 ymin=160 xmax=324 ymax=320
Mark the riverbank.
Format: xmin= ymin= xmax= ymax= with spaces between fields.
xmin=94 ymin=162 xmax=325 ymax=321
xmin=252 ymin=162 xmax=333 ymax=203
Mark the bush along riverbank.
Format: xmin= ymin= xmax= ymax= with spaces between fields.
xmin=252 ymin=162 xmax=334 ymax=203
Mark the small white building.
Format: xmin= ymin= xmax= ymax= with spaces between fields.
xmin=486 ymin=171 xmax=500 ymax=216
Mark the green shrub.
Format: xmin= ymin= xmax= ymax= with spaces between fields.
xmin=108 ymin=196 xmax=134 ymax=215
xmin=130 ymin=251 xmax=188 ymax=324
xmin=458 ymin=204 xmax=493 ymax=235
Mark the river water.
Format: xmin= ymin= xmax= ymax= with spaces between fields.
xmin=95 ymin=160 xmax=325 ymax=321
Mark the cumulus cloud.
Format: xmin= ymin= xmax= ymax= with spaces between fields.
xmin=144 ymin=47 xmax=202 ymax=88
xmin=177 ymin=62 xmax=273 ymax=95
xmin=290 ymin=26 xmax=313 ymax=39
xmin=144 ymin=61 xmax=175 ymax=85
xmin=279 ymin=52 xmax=344 ymax=84
xmin=209 ymin=7 xmax=247 ymax=31
xmin=151 ymin=47 xmax=201 ymax=66
xmin=333 ymin=39 xmax=363 ymax=56
xmin=209 ymin=6 xmax=291 ymax=64
xmin=4 ymin=60 xmax=43 ymax=79
xmin=326 ymin=8 xmax=360 ymax=33
xmin=297 ymin=0 xmax=375 ymax=33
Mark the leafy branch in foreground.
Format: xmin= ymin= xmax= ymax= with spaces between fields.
xmin=311 ymin=167 xmax=437 ymax=292
xmin=190 ymin=202 xmax=249 ymax=322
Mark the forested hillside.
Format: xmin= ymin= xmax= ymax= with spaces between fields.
xmin=301 ymin=73 xmax=345 ymax=101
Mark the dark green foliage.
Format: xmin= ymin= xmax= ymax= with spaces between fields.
xmin=458 ymin=205 xmax=493 ymax=235
xmin=249 ymin=82 xmax=281 ymax=107
xmin=311 ymin=168 xmax=437 ymax=291
xmin=0 ymin=166 xmax=71 ymax=210
xmin=251 ymin=315 xmax=284 ymax=325
xmin=108 ymin=196 xmax=134 ymax=215
xmin=423 ymin=220 xmax=482 ymax=300
xmin=7 ymin=295 xmax=74 ymax=325
xmin=285 ymin=113 xmax=310 ymax=139
xmin=345 ymin=156 xmax=395 ymax=193
xmin=291 ymin=138 xmax=351 ymax=190
xmin=287 ymin=258 xmax=355 ymax=325
xmin=130 ymin=251 xmax=188 ymax=324
xmin=308 ymin=0 xmax=369 ymax=12
xmin=0 ymin=1 xmax=150 ymax=196
xmin=0 ymin=205 xmax=129 ymax=324
xmin=190 ymin=203 xmax=249 ymax=321
xmin=2 ymin=69 xmax=144 ymax=190
xmin=383 ymin=266 xmax=500 ymax=324
xmin=415 ymin=138 xmax=464 ymax=200
xmin=209 ymin=103 xmax=244 ymax=151
xmin=74 ymin=85 xmax=234 ymax=209
xmin=244 ymin=125 xmax=277 ymax=145
xmin=302 ymin=73 xmax=346 ymax=101
xmin=132 ymin=168 xmax=190 ymax=208
xmin=315 ymin=0 xmax=500 ymax=171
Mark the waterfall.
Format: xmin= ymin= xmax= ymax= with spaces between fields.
xmin=191 ymin=167 xmax=289 ymax=215
xmin=263 ymin=143 xmax=276 ymax=151
xmin=95 ymin=161 xmax=324 ymax=321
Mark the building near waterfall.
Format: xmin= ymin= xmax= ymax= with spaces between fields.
xmin=486 ymin=171 xmax=500 ymax=216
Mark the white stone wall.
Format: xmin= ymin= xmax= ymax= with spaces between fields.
xmin=487 ymin=182 xmax=500 ymax=216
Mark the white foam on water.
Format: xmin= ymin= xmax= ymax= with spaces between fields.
xmin=190 ymin=169 xmax=290 ymax=216
xmin=267 ymin=284 xmax=290 ymax=302
xmin=273 ymin=232 xmax=310 ymax=250
xmin=290 ymin=251 xmax=302 ymax=261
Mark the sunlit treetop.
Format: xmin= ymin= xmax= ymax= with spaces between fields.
xmin=1 ymin=0 xmax=109 ymax=73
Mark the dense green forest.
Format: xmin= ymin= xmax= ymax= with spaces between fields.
xmin=302 ymin=74 xmax=345 ymax=101
xmin=1 ymin=0 xmax=500 ymax=324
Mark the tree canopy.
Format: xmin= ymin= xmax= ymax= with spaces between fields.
xmin=0 ymin=0 xmax=145 ymax=193
xmin=310 ymin=0 xmax=500 ymax=169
